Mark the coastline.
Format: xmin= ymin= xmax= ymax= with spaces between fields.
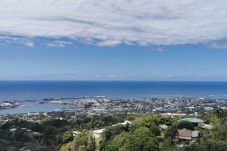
xmin=1 ymin=96 xmax=226 ymax=115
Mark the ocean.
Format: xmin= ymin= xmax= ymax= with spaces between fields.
xmin=0 ymin=81 xmax=227 ymax=100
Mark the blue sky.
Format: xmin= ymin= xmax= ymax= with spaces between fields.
xmin=0 ymin=43 xmax=227 ymax=81
xmin=0 ymin=0 xmax=227 ymax=81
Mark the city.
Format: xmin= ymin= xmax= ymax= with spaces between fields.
xmin=1 ymin=0 xmax=227 ymax=150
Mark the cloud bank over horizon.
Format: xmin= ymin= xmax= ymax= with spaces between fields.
xmin=0 ymin=0 xmax=227 ymax=47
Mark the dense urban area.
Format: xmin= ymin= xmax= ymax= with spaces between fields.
xmin=0 ymin=97 xmax=227 ymax=151
xmin=1 ymin=96 xmax=227 ymax=114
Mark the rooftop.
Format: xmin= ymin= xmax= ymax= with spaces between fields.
xmin=199 ymin=123 xmax=213 ymax=130
xmin=179 ymin=118 xmax=204 ymax=123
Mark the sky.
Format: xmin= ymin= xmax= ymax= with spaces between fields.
xmin=0 ymin=0 xmax=227 ymax=81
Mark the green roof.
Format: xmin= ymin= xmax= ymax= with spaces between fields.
xmin=199 ymin=124 xmax=213 ymax=130
xmin=159 ymin=124 xmax=168 ymax=129
xmin=179 ymin=118 xmax=204 ymax=123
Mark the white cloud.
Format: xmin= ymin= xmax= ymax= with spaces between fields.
xmin=0 ymin=0 xmax=227 ymax=47
xmin=95 ymin=73 xmax=117 ymax=79
xmin=96 ymin=40 xmax=122 ymax=47
xmin=21 ymin=40 xmax=34 ymax=47
xmin=205 ymin=40 xmax=227 ymax=49
xmin=46 ymin=40 xmax=74 ymax=48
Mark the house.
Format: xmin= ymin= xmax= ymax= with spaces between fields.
xmin=192 ymin=130 xmax=199 ymax=138
xmin=179 ymin=118 xmax=204 ymax=126
xmin=177 ymin=129 xmax=192 ymax=140
xmin=177 ymin=129 xmax=200 ymax=140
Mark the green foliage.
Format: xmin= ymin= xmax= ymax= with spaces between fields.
xmin=0 ymin=121 xmax=13 ymax=129
xmin=132 ymin=127 xmax=159 ymax=151
xmin=61 ymin=131 xmax=73 ymax=144
xmin=159 ymin=117 xmax=177 ymax=126
xmin=161 ymin=139 xmax=177 ymax=151
xmin=202 ymin=109 xmax=227 ymax=140
xmin=2 ymin=110 xmax=225 ymax=151
xmin=101 ymin=126 xmax=159 ymax=151
xmin=42 ymin=119 xmax=68 ymax=128
xmin=0 ymin=142 xmax=7 ymax=151
xmin=101 ymin=115 xmax=161 ymax=151
xmin=71 ymin=133 xmax=95 ymax=151
xmin=183 ymin=139 xmax=227 ymax=151
xmin=102 ymin=132 xmax=131 ymax=151
xmin=134 ymin=115 xmax=161 ymax=136
xmin=102 ymin=125 xmax=129 ymax=142
xmin=13 ymin=128 xmax=32 ymax=142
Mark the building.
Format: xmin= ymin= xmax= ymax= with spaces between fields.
xmin=177 ymin=129 xmax=200 ymax=140
xmin=179 ymin=118 xmax=204 ymax=126
xmin=177 ymin=129 xmax=192 ymax=140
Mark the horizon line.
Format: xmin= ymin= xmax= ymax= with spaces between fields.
xmin=0 ymin=80 xmax=227 ymax=82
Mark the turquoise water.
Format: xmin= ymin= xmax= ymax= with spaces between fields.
xmin=0 ymin=102 xmax=66 ymax=115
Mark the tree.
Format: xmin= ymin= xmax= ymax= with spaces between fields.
xmin=13 ymin=128 xmax=31 ymax=142
xmin=102 ymin=125 xmax=128 ymax=142
xmin=101 ymin=126 xmax=159 ymax=151
xmin=71 ymin=133 xmax=95 ymax=151
xmin=133 ymin=127 xmax=159 ymax=151
xmin=134 ymin=115 xmax=161 ymax=136
xmin=61 ymin=131 xmax=73 ymax=144
xmin=183 ymin=139 xmax=227 ymax=151
xmin=161 ymin=139 xmax=177 ymax=151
